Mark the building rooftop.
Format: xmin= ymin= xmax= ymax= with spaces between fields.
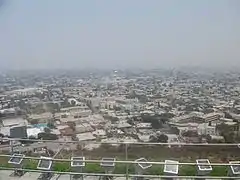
xmin=76 ymin=132 xmax=96 ymax=141
xmin=2 ymin=118 xmax=27 ymax=127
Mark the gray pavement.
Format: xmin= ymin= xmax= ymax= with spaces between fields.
xmin=0 ymin=170 xmax=15 ymax=180
xmin=57 ymin=174 xmax=70 ymax=180
xmin=19 ymin=172 xmax=41 ymax=180
xmin=0 ymin=171 xmax=100 ymax=180
xmin=0 ymin=171 xmax=224 ymax=180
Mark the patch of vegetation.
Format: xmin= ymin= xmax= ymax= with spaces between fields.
xmin=0 ymin=157 xmax=230 ymax=177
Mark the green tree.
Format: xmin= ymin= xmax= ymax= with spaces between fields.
xmin=47 ymin=121 xmax=55 ymax=129
xmin=44 ymin=127 xmax=51 ymax=134
xmin=149 ymin=134 xmax=168 ymax=143
xmin=38 ymin=133 xmax=58 ymax=140
xmin=216 ymin=123 xmax=236 ymax=143
xmin=171 ymin=127 xmax=180 ymax=135
xmin=182 ymin=130 xmax=198 ymax=137
xmin=158 ymin=134 xmax=168 ymax=143
xmin=127 ymin=118 xmax=134 ymax=125
xmin=30 ymin=119 xmax=39 ymax=125
xmin=71 ymin=100 xmax=76 ymax=106
xmin=151 ymin=120 xmax=162 ymax=129
xmin=29 ymin=135 xmax=36 ymax=140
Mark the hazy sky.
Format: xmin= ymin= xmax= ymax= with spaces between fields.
xmin=0 ymin=0 xmax=239 ymax=70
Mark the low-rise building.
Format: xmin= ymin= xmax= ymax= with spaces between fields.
xmin=27 ymin=127 xmax=44 ymax=138
xmin=197 ymin=123 xmax=217 ymax=136
xmin=136 ymin=123 xmax=152 ymax=129
xmin=2 ymin=117 xmax=27 ymax=127
xmin=75 ymin=123 xmax=94 ymax=133
xmin=28 ymin=112 xmax=52 ymax=123
xmin=92 ymin=129 xmax=106 ymax=137
xmin=76 ymin=132 xmax=96 ymax=141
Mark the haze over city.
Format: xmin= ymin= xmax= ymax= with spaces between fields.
xmin=0 ymin=0 xmax=240 ymax=70
xmin=1 ymin=1 xmax=240 ymax=179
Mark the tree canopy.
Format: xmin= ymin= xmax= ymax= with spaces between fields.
xmin=149 ymin=134 xmax=168 ymax=143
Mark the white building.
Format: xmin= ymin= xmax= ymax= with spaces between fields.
xmin=198 ymin=123 xmax=217 ymax=136
xmin=27 ymin=127 xmax=44 ymax=138
xmin=76 ymin=132 xmax=96 ymax=141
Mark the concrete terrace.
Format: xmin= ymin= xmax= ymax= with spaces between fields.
xmin=0 ymin=170 xmax=224 ymax=180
